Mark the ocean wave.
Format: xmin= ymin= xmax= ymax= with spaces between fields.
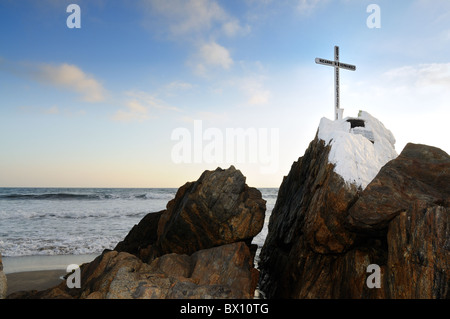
xmin=0 ymin=192 xmax=176 ymax=201
xmin=0 ymin=193 xmax=103 ymax=200
xmin=0 ymin=236 xmax=120 ymax=257
xmin=0 ymin=209 xmax=151 ymax=221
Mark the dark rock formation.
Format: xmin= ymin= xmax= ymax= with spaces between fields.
xmin=348 ymin=143 xmax=449 ymax=233
xmin=258 ymin=135 xmax=364 ymax=298
xmin=387 ymin=202 xmax=448 ymax=298
xmin=9 ymin=242 xmax=258 ymax=299
xmin=348 ymin=143 xmax=450 ymax=298
xmin=156 ymin=166 xmax=266 ymax=256
xmin=259 ymin=139 xmax=449 ymax=299
xmin=9 ymin=166 xmax=265 ymax=299
xmin=115 ymin=166 xmax=266 ymax=261
xmin=114 ymin=210 xmax=164 ymax=261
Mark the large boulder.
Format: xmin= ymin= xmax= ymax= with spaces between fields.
xmin=348 ymin=143 xmax=450 ymax=298
xmin=9 ymin=166 xmax=265 ymax=299
xmin=116 ymin=166 xmax=266 ymax=261
xmin=12 ymin=242 xmax=258 ymax=299
xmin=258 ymin=134 xmax=365 ymax=298
xmin=387 ymin=202 xmax=448 ymax=298
xmin=156 ymin=166 xmax=266 ymax=256
xmin=0 ymin=253 xmax=7 ymax=299
xmin=259 ymin=139 xmax=449 ymax=299
xmin=348 ymin=143 xmax=449 ymax=233
xmin=114 ymin=210 xmax=164 ymax=261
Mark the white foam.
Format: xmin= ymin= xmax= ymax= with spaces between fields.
xmin=318 ymin=111 xmax=398 ymax=189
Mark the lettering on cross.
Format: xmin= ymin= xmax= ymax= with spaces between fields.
xmin=315 ymin=46 xmax=356 ymax=120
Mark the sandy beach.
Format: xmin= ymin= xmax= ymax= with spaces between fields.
xmin=6 ymin=269 xmax=66 ymax=295
xmin=3 ymin=254 xmax=98 ymax=297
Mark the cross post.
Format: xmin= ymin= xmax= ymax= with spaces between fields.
xmin=315 ymin=46 xmax=356 ymax=120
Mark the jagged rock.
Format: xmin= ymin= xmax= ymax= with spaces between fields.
xmin=19 ymin=242 xmax=257 ymax=299
xmin=348 ymin=143 xmax=450 ymax=233
xmin=348 ymin=143 xmax=450 ymax=298
xmin=114 ymin=210 xmax=164 ymax=261
xmin=259 ymin=138 xmax=449 ymax=299
xmin=258 ymin=134 xmax=362 ymax=298
xmin=9 ymin=166 xmax=264 ymax=299
xmin=156 ymin=166 xmax=266 ymax=256
xmin=0 ymin=253 xmax=7 ymax=299
xmin=116 ymin=166 xmax=266 ymax=261
xmin=387 ymin=202 xmax=449 ymax=298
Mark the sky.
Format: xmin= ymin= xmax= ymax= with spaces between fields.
xmin=0 ymin=0 xmax=449 ymax=188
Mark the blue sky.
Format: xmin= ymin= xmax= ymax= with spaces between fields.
xmin=1 ymin=0 xmax=449 ymax=187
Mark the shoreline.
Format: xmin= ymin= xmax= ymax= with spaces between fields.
xmin=3 ymin=254 xmax=99 ymax=297
xmin=6 ymin=269 xmax=67 ymax=296
xmin=2 ymin=254 xmax=99 ymax=274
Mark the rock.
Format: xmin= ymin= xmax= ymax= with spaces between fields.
xmin=258 ymin=134 xmax=362 ymax=298
xmin=114 ymin=210 xmax=164 ymax=261
xmin=23 ymin=242 xmax=258 ymax=299
xmin=0 ymin=253 xmax=7 ymax=299
xmin=155 ymin=166 xmax=266 ymax=256
xmin=116 ymin=165 xmax=266 ymax=261
xmin=259 ymin=139 xmax=449 ymax=299
xmin=387 ymin=202 xmax=449 ymax=298
xmin=9 ymin=166 xmax=264 ymax=299
xmin=348 ymin=143 xmax=450 ymax=298
xmin=348 ymin=143 xmax=450 ymax=233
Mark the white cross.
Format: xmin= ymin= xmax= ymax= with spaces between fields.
xmin=315 ymin=46 xmax=356 ymax=120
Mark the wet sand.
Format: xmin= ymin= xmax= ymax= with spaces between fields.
xmin=6 ymin=269 xmax=66 ymax=295
xmin=2 ymin=254 xmax=98 ymax=297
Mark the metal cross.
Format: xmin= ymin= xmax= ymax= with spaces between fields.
xmin=315 ymin=46 xmax=356 ymax=120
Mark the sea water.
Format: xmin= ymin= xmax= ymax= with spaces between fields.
xmin=0 ymin=188 xmax=277 ymax=259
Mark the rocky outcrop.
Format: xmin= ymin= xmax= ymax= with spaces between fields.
xmin=259 ymin=138 xmax=449 ymax=299
xmin=156 ymin=166 xmax=266 ymax=256
xmin=114 ymin=210 xmax=164 ymax=261
xmin=348 ymin=143 xmax=449 ymax=233
xmin=16 ymin=242 xmax=258 ymax=299
xmin=0 ymin=253 xmax=7 ymax=299
xmin=115 ymin=166 xmax=266 ymax=262
xmin=9 ymin=166 xmax=265 ymax=299
xmin=348 ymin=143 xmax=450 ymax=298
xmin=387 ymin=202 xmax=448 ymax=298
xmin=258 ymin=135 xmax=365 ymax=298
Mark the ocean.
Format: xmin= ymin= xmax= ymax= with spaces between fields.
xmin=0 ymin=187 xmax=277 ymax=258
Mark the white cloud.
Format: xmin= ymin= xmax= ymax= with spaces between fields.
xmin=384 ymin=63 xmax=450 ymax=91
xmin=142 ymin=0 xmax=249 ymax=76
xmin=43 ymin=105 xmax=59 ymax=115
xmin=143 ymin=0 xmax=248 ymax=37
xmin=112 ymin=100 xmax=151 ymax=122
xmin=155 ymin=0 xmax=225 ymax=35
xmin=339 ymin=62 xmax=450 ymax=154
xmin=190 ymin=41 xmax=234 ymax=75
xmin=199 ymin=41 xmax=233 ymax=69
xmin=180 ymin=110 xmax=229 ymax=125
xmin=238 ymin=76 xmax=272 ymax=106
xmin=222 ymin=20 xmax=251 ymax=37
xmin=165 ymin=81 xmax=194 ymax=91
xmin=0 ymin=58 xmax=106 ymax=102
xmin=34 ymin=63 xmax=106 ymax=102
xmin=113 ymin=90 xmax=180 ymax=122
xmin=125 ymin=90 xmax=181 ymax=112
xmin=297 ymin=0 xmax=325 ymax=15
